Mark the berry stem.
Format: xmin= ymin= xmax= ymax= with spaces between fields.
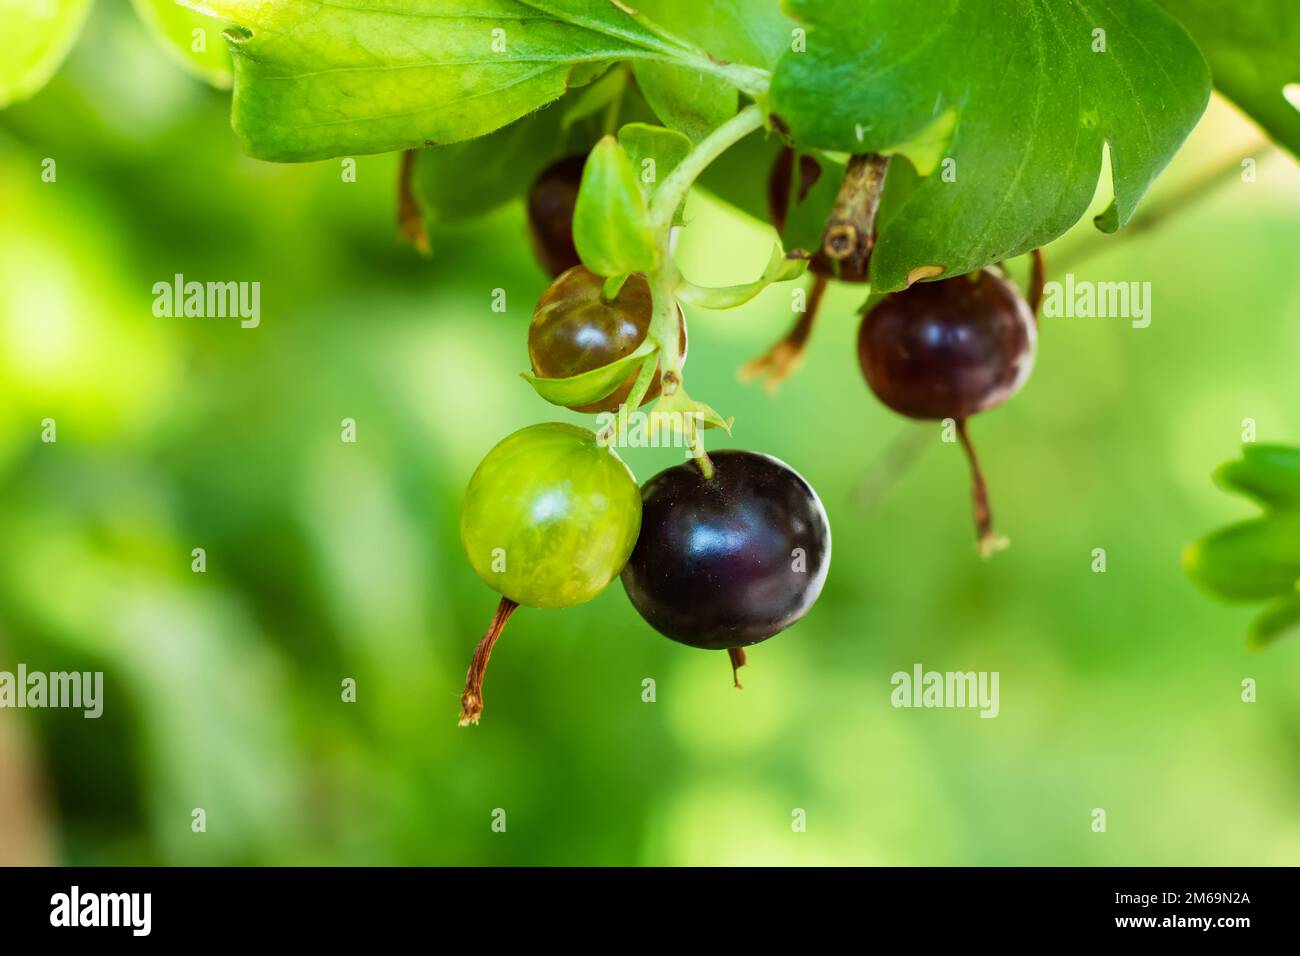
xmin=955 ymin=418 xmax=1008 ymax=558
xmin=396 ymin=149 xmax=430 ymax=256
xmin=1028 ymin=248 xmax=1046 ymax=320
xmin=739 ymin=272 xmax=829 ymax=391
xmin=458 ymin=596 xmax=519 ymax=726
xmin=727 ymin=647 xmax=747 ymax=689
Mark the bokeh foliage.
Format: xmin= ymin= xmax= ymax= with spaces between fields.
xmin=1 ymin=2 xmax=1299 ymax=865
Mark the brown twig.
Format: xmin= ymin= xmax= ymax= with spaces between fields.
xmin=822 ymin=153 xmax=891 ymax=277
xmin=458 ymin=597 xmax=519 ymax=726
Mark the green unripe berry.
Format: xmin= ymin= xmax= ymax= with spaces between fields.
xmin=460 ymin=422 xmax=641 ymax=609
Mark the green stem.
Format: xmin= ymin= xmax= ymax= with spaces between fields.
xmin=639 ymin=105 xmax=763 ymax=477
xmin=648 ymin=104 xmax=766 ymax=235
xmin=624 ymin=350 xmax=660 ymax=412
xmin=600 ymin=348 xmax=660 ymax=448
xmin=647 ymin=261 xmax=684 ymax=388
xmin=646 ymin=104 xmax=766 ymax=377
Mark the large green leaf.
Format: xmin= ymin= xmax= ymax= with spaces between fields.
xmin=637 ymin=0 xmax=792 ymax=71
xmin=411 ymin=104 xmax=567 ymax=225
xmin=769 ymin=0 xmax=1211 ymax=292
xmin=133 ymin=0 xmax=233 ymax=89
xmin=0 ymin=0 xmax=92 ymax=109
xmin=1157 ymin=0 xmax=1300 ymax=158
xmin=184 ymin=0 xmax=690 ymax=162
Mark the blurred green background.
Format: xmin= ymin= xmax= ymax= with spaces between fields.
xmin=2 ymin=3 xmax=1299 ymax=866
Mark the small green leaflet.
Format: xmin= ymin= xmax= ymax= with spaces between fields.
xmin=572 ymin=136 xmax=658 ymax=276
xmin=677 ymin=244 xmax=807 ymax=309
xmin=617 ymin=123 xmax=692 ymax=199
xmin=1185 ymin=444 xmax=1300 ymax=647
xmin=522 ymin=338 xmax=658 ymax=407
xmin=0 ymin=0 xmax=92 ymax=109
xmin=1248 ymin=595 xmax=1300 ymax=649
xmin=1184 ymin=514 xmax=1300 ymax=602
xmin=1214 ymin=443 xmax=1300 ymax=511
xmin=769 ymin=0 xmax=1211 ymax=292
xmin=633 ymin=61 xmax=736 ymax=143
xmin=1157 ymin=0 xmax=1300 ymax=158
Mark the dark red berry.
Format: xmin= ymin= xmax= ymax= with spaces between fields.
xmin=858 ymin=270 xmax=1036 ymax=421
xmin=857 ymin=269 xmax=1038 ymax=556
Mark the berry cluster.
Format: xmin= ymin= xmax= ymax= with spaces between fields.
xmin=457 ymin=156 xmax=831 ymax=725
xmin=456 ymin=128 xmax=1043 ymax=725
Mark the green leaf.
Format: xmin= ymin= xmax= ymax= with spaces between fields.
xmin=411 ymin=105 xmax=566 ymax=225
xmin=561 ymin=64 xmax=626 ymax=130
xmin=653 ymin=386 xmax=734 ymax=436
xmin=1156 ymin=0 xmax=1300 ymax=157
xmin=636 ymin=0 xmax=792 ymax=71
xmin=678 ymin=244 xmax=808 ymax=309
xmin=617 ymin=122 xmax=692 ymax=199
xmin=132 ymin=0 xmax=233 ymax=89
xmin=183 ymin=0 xmax=678 ymax=162
xmin=769 ymin=0 xmax=1211 ymax=292
xmin=633 ymin=60 xmax=737 ymax=142
xmin=0 ymin=0 xmax=92 ymax=109
xmin=1183 ymin=514 xmax=1300 ymax=602
xmin=1248 ymin=594 xmax=1300 ymax=648
xmin=879 ymin=108 xmax=959 ymax=178
xmin=1214 ymin=444 xmax=1300 ymax=512
xmin=522 ymin=337 xmax=658 ymax=407
xmin=573 ymin=135 xmax=659 ymax=275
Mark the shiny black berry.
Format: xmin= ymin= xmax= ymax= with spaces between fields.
xmin=621 ymin=451 xmax=831 ymax=659
xmin=526 ymin=155 xmax=585 ymax=277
